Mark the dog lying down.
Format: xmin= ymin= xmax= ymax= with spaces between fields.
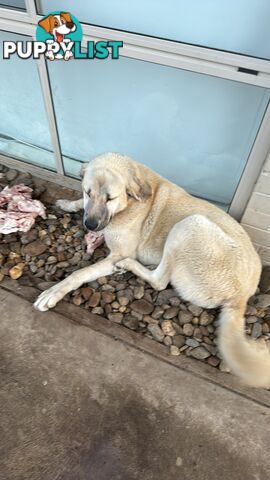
xmin=34 ymin=152 xmax=270 ymax=388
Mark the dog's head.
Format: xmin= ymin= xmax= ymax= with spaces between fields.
xmin=38 ymin=12 xmax=76 ymax=41
xmin=81 ymin=153 xmax=152 ymax=231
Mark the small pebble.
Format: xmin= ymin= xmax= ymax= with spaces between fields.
xmin=161 ymin=320 xmax=176 ymax=336
xmin=9 ymin=263 xmax=25 ymax=280
xmin=185 ymin=338 xmax=200 ymax=348
xmin=178 ymin=311 xmax=193 ymax=325
xmin=81 ymin=287 xmax=94 ymax=301
xmin=182 ymin=323 xmax=194 ymax=336
xmin=199 ymin=311 xmax=212 ymax=326
xmin=98 ymin=276 xmax=107 ymax=285
xmin=47 ymin=256 xmax=57 ymax=264
xmin=188 ymin=346 xmax=210 ymax=360
xmin=133 ymin=286 xmax=144 ymax=299
xmin=163 ymin=306 xmax=179 ymax=319
xmin=246 ymin=315 xmax=257 ymax=324
xmin=262 ymin=322 xmax=270 ymax=334
xmin=251 ymin=322 xmax=262 ymax=339
xmin=207 ymin=356 xmax=220 ymax=367
xmin=118 ymin=296 xmax=130 ymax=306
xmin=170 ymin=345 xmax=180 ymax=356
xmin=92 ymin=307 xmax=104 ymax=315
xmin=163 ymin=336 xmax=172 ymax=346
xmin=123 ymin=316 xmax=139 ymax=330
xmin=147 ymin=324 xmax=164 ymax=342
xmin=88 ymin=292 xmax=101 ymax=308
xmin=6 ymin=169 xmax=18 ymax=181
xmin=188 ymin=304 xmax=203 ymax=316
xmin=108 ymin=312 xmax=123 ymax=323
xmin=172 ymin=335 xmax=186 ymax=348
xmin=169 ymin=297 xmax=180 ymax=306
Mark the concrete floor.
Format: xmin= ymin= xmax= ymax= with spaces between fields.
xmin=0 ymin=286 xmax=270 ymax=480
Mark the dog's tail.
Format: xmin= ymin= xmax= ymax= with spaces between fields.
xmin=218 ymin=304 xmax=270 ymax=388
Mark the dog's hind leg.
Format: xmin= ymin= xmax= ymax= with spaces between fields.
xmin=115 ymin=256 xmax=171 ymax=291
xmin=56 ymin=198 xmax=83 ymax=212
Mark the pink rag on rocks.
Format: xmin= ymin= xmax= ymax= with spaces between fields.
xmin=84 ymin=231 xmax=104 ymax=254
xmin=0 ymin=184 xmax=46 ymax=234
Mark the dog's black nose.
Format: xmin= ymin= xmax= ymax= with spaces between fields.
xmin=84 ymin=217 xmax=99 ymax=231
xmin=66 ymin=22 xmax=74 ymax=29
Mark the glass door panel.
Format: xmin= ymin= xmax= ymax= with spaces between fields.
xmin=40 ymin=0 xmax=270 ymax=59
xmin=0 ymin=31 xmax=56 ymax=171
xmin=47 ymin=56 xmax=270 ymax=208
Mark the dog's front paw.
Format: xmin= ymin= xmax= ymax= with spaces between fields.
xmin=34 ymin=285 xmax=64 ymax=312
xmin=114 ymin=258 xmax=133 ymax=274
xmin=113 ymin=264 xmax=126 ymax=275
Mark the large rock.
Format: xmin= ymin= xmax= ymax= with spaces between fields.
xmin=130 ymin=299 xmax=154 ymax=315
xmin=88 ymin=292 xmax=101 ymax=308
xmin=188 ymin=347 xmax=210 ymax=360
xmin=123 ymin=316 xmax=139 ymax=330
xmin=23 ymin=239 xmax=47 ymax=256
xmin=249 ymin=294 xmax=270 ymax=309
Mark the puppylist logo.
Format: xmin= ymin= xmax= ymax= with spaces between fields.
xmin=3 ymin=11 xmax=123 ymax=60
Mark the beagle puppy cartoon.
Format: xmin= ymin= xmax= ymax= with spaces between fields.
xmin=38 ymin=12 xmax=76 ymax=61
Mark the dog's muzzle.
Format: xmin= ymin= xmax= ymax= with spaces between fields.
xmin=84 ymin=217 xmax=99 ymax=231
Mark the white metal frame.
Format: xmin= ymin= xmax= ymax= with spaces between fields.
xmin=0 ymin=0 xmax=270 ymax=219
xmin=37 ymin=55 xmax=64 ymax=174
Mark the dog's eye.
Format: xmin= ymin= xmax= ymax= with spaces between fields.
xmin=106 ymin=194 xmax=116 ymax=202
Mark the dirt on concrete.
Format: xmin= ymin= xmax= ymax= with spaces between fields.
xmin=0 ymin=287 xmax=270 ymax=480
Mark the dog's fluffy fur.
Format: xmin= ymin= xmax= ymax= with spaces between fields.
xmin=34 ymin=153 xmax=270 ymax=388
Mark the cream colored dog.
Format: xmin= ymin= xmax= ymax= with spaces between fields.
xmin=34 ymin=153 xmax=270 ymax=388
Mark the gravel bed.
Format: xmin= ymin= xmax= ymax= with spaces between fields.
xmin=1 ymin=165 xmax=270 ymax=372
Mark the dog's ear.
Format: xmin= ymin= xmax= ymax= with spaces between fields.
xmin=61 ymin=12 xmax=72 ymax=23
xmin=80 ymin=163 xmax=88 ymax=178
xmin=38 ymin=15 xmax=54 ymax=33
xmin=127 ymin=174 xmax=152 ymax=201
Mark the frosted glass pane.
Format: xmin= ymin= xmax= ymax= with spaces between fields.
xmin=40 ymin=0 xmax=270 ymax=59
xmin=0 ymin=31 xmax=55 ymax=171
xmin=48 ymin=57 xmax=270 ymax=207
xmin=0 ymin=0 xmax=25 ymax=9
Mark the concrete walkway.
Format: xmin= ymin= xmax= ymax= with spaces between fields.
xmin=0 ymin=287 xmax=270 ymax=480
